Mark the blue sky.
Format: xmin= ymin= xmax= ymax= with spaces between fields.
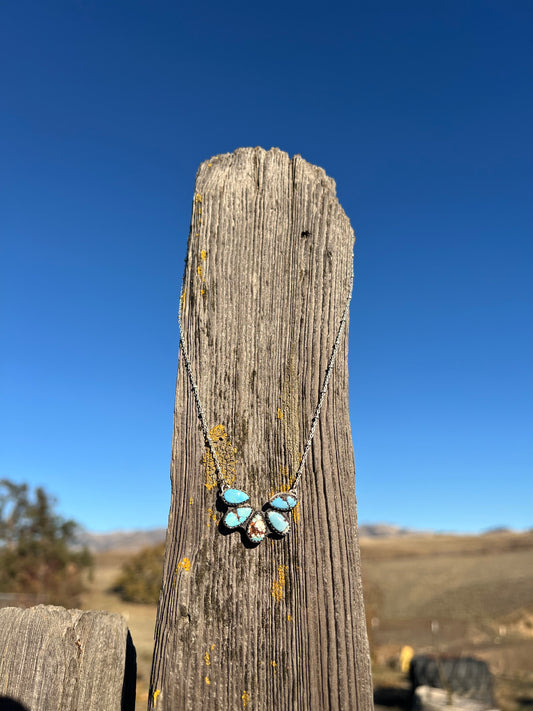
xmin=1 ymin=1 xmax=531 ymax=533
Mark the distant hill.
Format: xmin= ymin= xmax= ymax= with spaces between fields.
xmin=79 ymin=528 xmax=167 ymax=552
xmin=80 ymin=522 xmax=426 ymax=551
xmin=358 ymin=523 xmax=424 ymax=538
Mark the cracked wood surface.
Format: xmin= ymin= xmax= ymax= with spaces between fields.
xmin=0 ymin=604 xmax=136 ymax=711
xmin=149 ymin=147 xmax=372 ymax=711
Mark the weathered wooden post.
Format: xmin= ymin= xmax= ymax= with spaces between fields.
xmin=149 ymin=147 xmax=372 ymax=710
xmin=0 ymin=605 xmax=136 ymax=710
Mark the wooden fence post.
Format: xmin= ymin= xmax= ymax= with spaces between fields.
xmin=0 ymin=605 xmax=136 ymax=710
xmin=149 ymin=147 xmax=373 ymax=710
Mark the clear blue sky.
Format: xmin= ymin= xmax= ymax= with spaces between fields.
xmin=1 ymin=1 xmax=531 ymax=534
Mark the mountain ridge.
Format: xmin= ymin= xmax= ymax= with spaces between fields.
xmin=79 ymin=523 xmax=430 ymax=552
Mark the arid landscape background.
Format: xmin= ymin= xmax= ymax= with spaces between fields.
xmin=79 ymin=528 xmax=533 ymax=710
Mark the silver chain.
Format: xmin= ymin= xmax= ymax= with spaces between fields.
xmin=178 ymin=267 xmax=354 ymax=495
xmin=178 ymin=302 xmax=227 ymax=488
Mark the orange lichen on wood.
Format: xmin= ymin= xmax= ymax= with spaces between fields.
xmin=206 ymin=508 xmax=218 ymax=527
xmin=203 ymin=424 xmax=237 ymax=490
xmin=271 ymin=565 xmax=288 ymax=602
xmin=292 ymin=501 xmax=300 ymax=525
xmin=176 ymin=557 xmax=191 ymax=572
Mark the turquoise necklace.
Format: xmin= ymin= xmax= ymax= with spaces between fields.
xmin=179 ymin=269 xmax=354 ymax=546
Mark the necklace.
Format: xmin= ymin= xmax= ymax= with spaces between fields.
xmin=178 ymin=267 xmax=354 ymax=545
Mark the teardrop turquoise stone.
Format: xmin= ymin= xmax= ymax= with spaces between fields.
xmin=223 ymin=506 xmax=253 ymax=529
xmin=222 ymin=488 xmax=250 ymax=506
xmin=269 ymin=493 xmax=298 ymax=511
xmin=266 ymin=510 xmax=289 ymax=535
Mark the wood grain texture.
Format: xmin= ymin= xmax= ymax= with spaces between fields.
xmin=0 ymin=605 xmax=136 ymax=711
xmin=150 ymin=147 xmax=372 ymax=710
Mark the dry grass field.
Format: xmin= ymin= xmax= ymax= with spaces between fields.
xmin=80 ymin=530 xmax=533 ymax=710
xmin=361 ymin=530 xmax=533 ymax=710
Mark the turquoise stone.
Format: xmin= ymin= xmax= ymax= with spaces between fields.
xmin=222 ymin=488 xmax=250 ymax=506
xmin=266 ymin=510 xmax=289 ymax=535
xmin=269 ymin=492 xmax=298 ymax=511
xmin=223 ymin=506 xmax=253 ymax=529
xmin=246 ymin=512 xmax=267 ymax=543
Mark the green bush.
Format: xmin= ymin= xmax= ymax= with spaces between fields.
xmin=112 ymin=543 xmax=165 ymax=604
xmin=0 ymin=479 xmax=93 ymax=608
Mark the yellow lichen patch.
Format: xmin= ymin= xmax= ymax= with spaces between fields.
xmin=207 ymin=162 xmax=212 ymax=167
xmin=277 ymin=408 xmax=284 ymax=419
xmin=197 ymin=264 xmax=203 ymax=278
xmin=203 ymin=424 xmax=237 ymax=490
xmin=152 ymin=689 xmax=160 ymax=707
xmin=200 ymin=249 xmax=207 ymax=261
xmin=271 ymin=564 xmax=288 ymax=602
xmin=211 ymin=643 xmax=215 ymax=650
xmin=287 ymin=614 xmax=292 ymax=622
xmin=195 ymin=193 xmax=202 ymax=203
xmin=242 ymin=691 xmax=250 ymax=708
xmin=292 ymin=502 xmax=300 ymax=525
xmin=270 ymin=660 xmax=277 ymax=674
xmin=204 ymin=651 xmax=210 ymax=666
xmin=200 ymin=288 xmax=205 ymax=296
xmin=206 ymin=508 xmax=218 ymax=527
xmin=189 ymin=497 xmax=194 ymax=505
xmin=176 ymin=557 xmax=191 ymax=572
xmin=205 ymin=676 xmax=210 ymax=685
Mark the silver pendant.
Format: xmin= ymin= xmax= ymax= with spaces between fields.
xmin=220 ymin=488 xmax=298 ymax=544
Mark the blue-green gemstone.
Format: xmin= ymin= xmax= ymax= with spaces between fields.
xmin=223 ymin=506 xmax=253 ymax=529
xmin=222 ymin=488 xmax=250 ymax=506
xmin=266 ymin=510 xmax=290 ymax=535
xmin=269 ymin=492 xmax=298 ymax=511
